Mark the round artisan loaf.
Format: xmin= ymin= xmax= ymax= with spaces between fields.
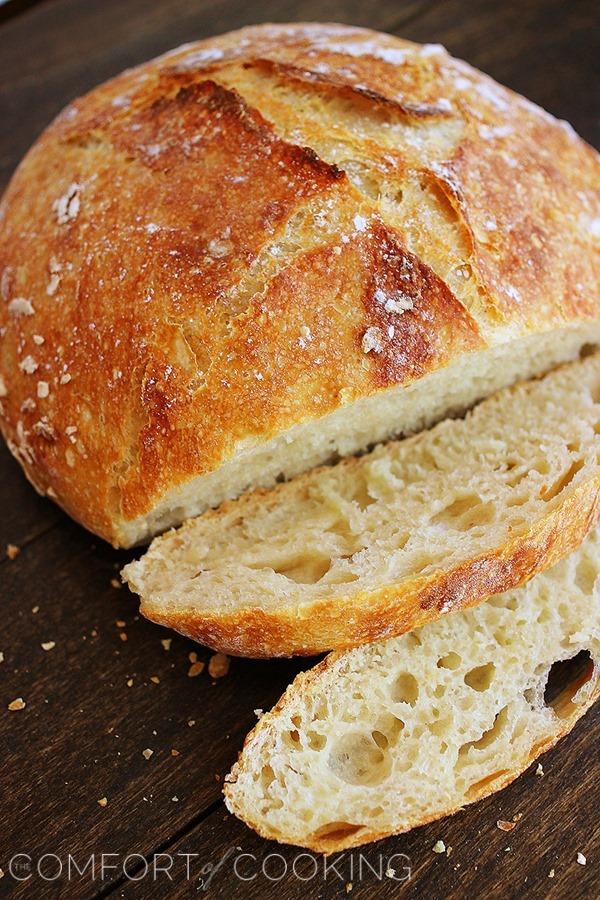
xmin=0 ymin=23 xmax=598 ymax=547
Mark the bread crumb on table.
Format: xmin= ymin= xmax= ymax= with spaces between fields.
xmin=8 ymin=698 xmax=26 ymax=711
xmin=161 ymin=638 xmax=172 ymax=651
xmin=97 ymin=797 xmax=108 ymax=808
xmin=5 ymin=543 xmax=20 ymax=560
xmin=497 ymin=820 xmax=516 ymax=832
xmin=41 ymin=641 xmax=56 ymax=651
xmin=433 ymin=840 xmax=446 ymax=853
xmin=142 ymin=748 xmax=153 ymax=760
xmin=188 ymin=661 xmax=205 ymax=677
xmin=577 ymin=852 xmax=587 ymax=866
xmin=535 ymin=763 xmax=544 ymax=776
xmin=208 ymin=652 xmax=230 ymax=678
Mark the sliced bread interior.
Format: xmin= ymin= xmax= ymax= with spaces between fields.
xmin=124 ymin=353 xmax=600 ymax=656
xmin=224 ymin=527 xmax=600 ymax=852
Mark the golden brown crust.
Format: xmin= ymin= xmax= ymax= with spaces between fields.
xmin=0 ymin=24 xmax=598 ymax=545
xmin=141 ymin=474 xmax=600 ymax=657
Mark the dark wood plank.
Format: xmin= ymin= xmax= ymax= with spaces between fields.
xmin=0 ymin=443 xmax=62 ymax=552
xmin=405 ymin=0 xmax=598 ymax=147
xmin=0 ymin=1 xmax=597 ymax=898
xmin=0 ymin=521 xmax=310 ymax=897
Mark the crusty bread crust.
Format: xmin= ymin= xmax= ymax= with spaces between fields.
xmin=139 ymin=474 xmax=600 ymax=656
xmin=0 ymin=24 xmax=598 ymax=546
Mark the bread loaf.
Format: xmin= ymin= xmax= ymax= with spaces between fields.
xmin=124 ymin=354 xmax=600 ymax=656
xmin=223 ymin=527 xmax=600 ymax=852
xmin=0 ymin=24 xmax=598 ymax=546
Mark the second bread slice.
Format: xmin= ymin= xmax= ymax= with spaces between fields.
xmin=124 ymin=354 xmax=600 ymax=656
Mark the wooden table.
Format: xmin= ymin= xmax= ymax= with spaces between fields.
xmin=0 ymin=1 xmax=597 ymax=896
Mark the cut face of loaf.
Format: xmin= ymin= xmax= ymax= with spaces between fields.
xmin=124 ymin=354 xmax=600 ymax=657
xmin=224 ymin=528 xmax=600 ymax=852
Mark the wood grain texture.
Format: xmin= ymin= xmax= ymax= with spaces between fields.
xmin=0 ymin=0 xmax=597 ymax=897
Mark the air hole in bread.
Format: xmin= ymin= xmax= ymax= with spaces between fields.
xmin=505 ymin=470 xmax=529 ymax=489
xmin=505 ymin=458 xmax=549 ymax=485
xmin=432 ymin=494 xmax=494 ymax=529
xmin=391 ymin=672 xmax=419 ymax=705
xmin=260 ymin=765 xmax=276 ymax=792
xmin=540 ymin=458 xmax=584 ymax=502
xmin=307 ymin=731 xmax=326 ymax=751
xmin=458 ymin=705 xmax=509 ymax=757
xmin=312 ymin=702 xmax=328 ymax=723
xmin=465 ymin=769 xmax=510 ymax=801
xmin=464 ymin=662 xmax=495 ymax=692
xmin=580 ymin=342 xmax=599 ymax=359
xmin=373 ymin=713 xmax=404 ymax=745
xmin=437 ymin=651 xmax=462 ymax=670
xmin=262 ymin=552 xmax=332 ymax=584
xmin=505 ymin=492 xmax=529 ymax=507
xmin=429 ymin=716 xmax=453 ymax=737
xmin=310 ymin=822 xmax=364 ymax=845
xmin=323 ymin=568 xmax=361 ymax=585
xmin=371 ymin=730 xmax=388 ymax=749
xmin=328 ymin=732 xmax=390 ymax=785
xmin=349 ymin=479 xmax=376 ymax=512
xmin=326 ymin=517 xmax=354 ymax=540
xmin=543 ymin=650 xmax=594 ymax=719
xmin=575 ymin=557 xmax=597 ymax=594
xmin=406 ymin=632 xmax=422 ymax=648
xmin=536 ymin=605 xmax=552 ymax=624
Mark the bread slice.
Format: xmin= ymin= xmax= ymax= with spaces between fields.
xmin=224 ymin=528 xmax=600 ymax=852
xmin=124 ymin=353 xmax=600 ymax=657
